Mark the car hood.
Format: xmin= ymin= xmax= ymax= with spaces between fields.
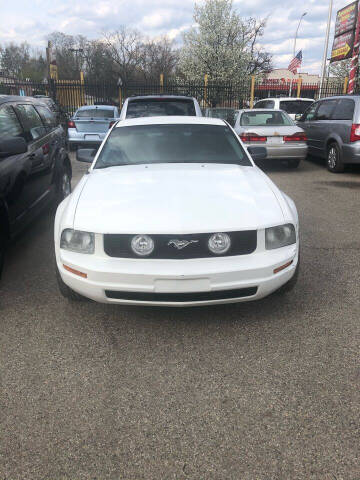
xmin=73 ymin=163 xmax=285 ymax=233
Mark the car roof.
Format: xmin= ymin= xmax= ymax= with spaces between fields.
xmin=241 ymin=109 xmax=286 ymax=112
xmin=0 ymin=94 xmax=45 ymax=105
xmin=256 ymin=97 xmax=314 ymax=101
xmin=76 ymin=104 xmax=116 ymax=110
xmin=114 ymin=116 xmax=226 ymax=128
xmin=127 ymin=95 xmax=196 ymax=101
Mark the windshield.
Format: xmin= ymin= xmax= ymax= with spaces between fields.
xmin=279 ymin=100 xmax=313 ymax=114
xmin=76 ymin=109 xmax=114 ymax=118
xmin=95 ymin=124 xmax=251 ymax=168
xmin=126 ymin=99 xmax=196 ymax=118
xmin=240 ymin=111 xmax=293 ymax=127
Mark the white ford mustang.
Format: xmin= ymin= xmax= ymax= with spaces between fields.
xmin=55 ymin=116 xmax=299 ymax=306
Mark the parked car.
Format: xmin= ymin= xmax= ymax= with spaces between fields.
xmin=33 ymin=95 xmax=69 ymax=130
xmin=253 ymin=97 xmax=314 ymax=120
xmin=55 ymin=116 xmax=299 ymax=306
xmin=296 ymin=95 xmax=360 ymax=173
xmin=120 ymin=95 xmax=202 ymax=119
xmin=0 ymin=95 xmax=72 ymax=278
xmin=234 ymin=109 xmax=307 ymax=168
xmin=204 ymin=107 xmax=236 ymax=126
xmin=67 ymin=105 xmax=120 ymax=151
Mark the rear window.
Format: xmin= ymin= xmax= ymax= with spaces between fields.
xmin=240 ymin=111 xmax=293 ymax=127
xmin=95 ymin=124 xmax=251 ymax=168
xmin=126 ymin=99 xmax=196 ymax=118
xmin=279 ymin=100 xmax=313 ymax=114
xmin=76 ymin=109 xmax=114 ymax=118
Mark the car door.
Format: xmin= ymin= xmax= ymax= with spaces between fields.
xmin=0 ymin=103 xmax=30 ymax=231
xmin=297 ymin=102 xmax=319 ymax=153
xmin=311 ymin=99 xmax=338 ymax=156
xmin=14 ymin=103 xmax=51 ymax=212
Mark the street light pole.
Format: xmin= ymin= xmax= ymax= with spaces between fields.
xmin=319 ymin=0 xmax=333 ymax=98
xmin=290 ymin=12 xmax=307 ymax=96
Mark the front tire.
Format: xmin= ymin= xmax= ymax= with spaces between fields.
xmin=55 ymin=163 xmax=72 ymax=206
xmin=327 ymin=142 xmax=344 ymax=173
xmin=0 ymin=232 xmax=6 ymax=280
xmin=55 ymin=264 xmax=86 ymax=301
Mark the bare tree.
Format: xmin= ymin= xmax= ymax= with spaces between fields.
xmin=102 ymin=27 xmax=144 ymax=84
xmin=140 ymin=37 xmax=179 ymax=81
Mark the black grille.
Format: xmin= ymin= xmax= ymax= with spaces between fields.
xmin=105 ymin=287 xmax=258 ymax=302
xmin=104 ymin=231 xmax=257 ymax=259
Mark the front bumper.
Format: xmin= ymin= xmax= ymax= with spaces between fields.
xmin=56 ymin=241 xmax=299 ymax=306
xmin=248 ymin=143 xmax=308 ymax=160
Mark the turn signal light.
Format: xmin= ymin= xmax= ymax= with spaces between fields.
xmin=350 ymin=124 xmax=360 ymax=142
xmin=68 ymin=120 xmax=75 ymax=128
xmin=283 ymin=133 xmax=307 ymax=142
xmin=273 ymin=260 xmax=293 ymax=274
xmin=239 ymin=133 xmax=267 ymax=142
xmin=63 ymin=264 xmax=87 ymax=278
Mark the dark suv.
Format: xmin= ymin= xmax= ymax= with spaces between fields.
xmin=297 ymin=95 xmax=360 ymax=173
xmin=0 ymin=95 xmax=72 ymax=277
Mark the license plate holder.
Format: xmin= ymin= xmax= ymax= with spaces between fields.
xmin=154 ymin=278 xmax=210 ymax=293
xmin=267 ymin=137 xmax=282 ymax=145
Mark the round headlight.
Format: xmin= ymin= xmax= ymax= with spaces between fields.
xmin=131 ymin=234 xmax=154 ymax=256
xmin=208 ymin=233 xmax=231 ymax=255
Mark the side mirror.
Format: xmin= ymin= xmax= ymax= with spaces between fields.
xmin=0 ymin=137 xmax=27 ymax=158
xmin=247 ymin=146 xmax=267 ymax=161
xmin=76 ymin=148 xmax=96 ymax=163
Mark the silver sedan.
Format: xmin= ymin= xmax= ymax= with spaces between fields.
xmin=233 ymin=109 xmax=308 ymax=168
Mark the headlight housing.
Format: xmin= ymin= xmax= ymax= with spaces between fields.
xmin=60 ymin=229 xmax=95 ymax=254
xmin=265 ymin=224 xmax=296 ymax=250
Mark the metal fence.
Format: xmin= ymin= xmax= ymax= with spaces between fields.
xmin=0 ymin=75 xmax=357 ymax=116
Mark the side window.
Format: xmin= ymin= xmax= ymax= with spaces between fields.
xmin=301 ymin=103 xmax=318 ymax=122
xmin=254 ymin=101 xmax=265 ymax=109
xmin=0 ymin=105 xmax=24 ymax=138
xmin=315 ymin=100 xmax=337 ymax=121
xmin=35 ymin=105 xmax=57 ymax=128
xmin=15 ymin=104 xmax=46 ymax=142
xmin=331 ymin=99 xmax=355 ymax=120
xmin=262 ymin=100 xmax=275 ymax=109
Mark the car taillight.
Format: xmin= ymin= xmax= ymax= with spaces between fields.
xmin=350 ymin=124 xmax=360 ymax=142
xmin=68 ymin=120 xmax=75 ymax=128
xmin=283 ymin=132 xmax=307 ymax=142
xmin=109 ymin=121 xmax=116 ymax=129
xmin=239 ymin=133 xmax=267 ymax=142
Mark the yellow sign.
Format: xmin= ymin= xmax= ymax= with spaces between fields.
xmin=331 ymin=42 xmax=352 ymax=59
xmin=49 ymin=64 xmax=58 ymax=80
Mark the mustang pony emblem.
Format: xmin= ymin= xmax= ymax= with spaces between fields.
xmin=168 ymin=239 xmax=199 ymax=250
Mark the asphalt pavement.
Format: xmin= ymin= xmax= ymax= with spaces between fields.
xmin=0 ymin=155 xmax=359 ymax=480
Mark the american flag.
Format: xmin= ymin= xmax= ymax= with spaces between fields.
xmin=288 ymin=50 xmax=303 ymax=74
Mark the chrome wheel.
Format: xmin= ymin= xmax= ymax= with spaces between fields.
xmin=61 ymin=172 xmax=71 ymax=198
xmin=328 ymin=147 xmax=337 ymax=170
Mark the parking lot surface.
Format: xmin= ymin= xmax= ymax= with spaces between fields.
xmin=1 ymin=155 xmax=359 ymax=480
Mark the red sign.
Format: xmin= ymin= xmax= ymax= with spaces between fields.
xmin=335 ymin=1 xmax=358 ymax=36
xmin=331 ymin=30 xmax=355 ymax=62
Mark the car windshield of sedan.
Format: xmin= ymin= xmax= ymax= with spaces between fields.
xmin=241 ymin=111 xmax=293 ymax=127
xmin=95 ymin=124 xmax=251 ymax=168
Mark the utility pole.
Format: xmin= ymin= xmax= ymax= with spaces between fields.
xmin=289 ymin=12 xmax=307 ymax=96
xmin=319 ymin=0 xmax=333 ymax=99
xmin=348 ymin=2 xmax=360 ymax=94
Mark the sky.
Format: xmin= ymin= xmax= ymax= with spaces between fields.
xmin=0 ymin=0 xmax=355 ymax=74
